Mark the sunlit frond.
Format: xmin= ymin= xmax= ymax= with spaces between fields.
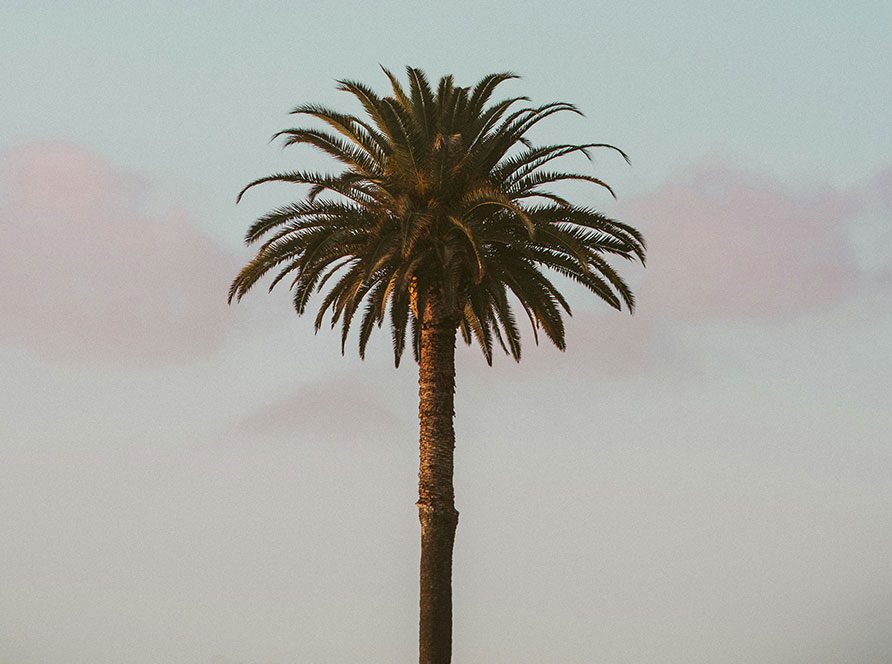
xmin=232 ymin=68 xmax=645 ymax=364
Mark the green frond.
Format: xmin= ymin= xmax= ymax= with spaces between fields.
xmin=406 ymin=67 xmax=435 ymax=140
xmin=467 ymin=72 xmax=520 ymax=117
xmin=358 ymin=279 xmax=390 ymax=358
xmin=511 ymin=170 xmax=617 ymax=198
xmin=495 ymin=143 xmax=628 ymax=186
xmin=272 ymin=128 xmax=380 ymax=174
xmin=461 ymin=186 xmax=537 ymax=237
xmin=336 ymin=79 xmax=390 ymax=131
xmin=289 ymin=103 xmax=389 ymax=161
xmin=232 ymin=67 xmax=645 ymax=364
xmin=464 ymin=287 xmax=496 ymax=364
xmin=313 ymin=262 xmax=365 ymax=331
xmin=381 ymin=66 xmax=412 ymax=112
xmin=236 ymin=170 xmax=373 ymax=207
xmin=587 ymin=253 xmax=636 ymax=311
xmin=447 ymin=215 xmax=485 ymax=283
xmin=463 ymin=95 xmax=530 ymax=152
xmin=389 ymin=286 xmax=411 ymax=366
xmin=243 ymin=200 xmax=343 ymax=244
xmin=484 ymin=279 xmax=521 ymax=360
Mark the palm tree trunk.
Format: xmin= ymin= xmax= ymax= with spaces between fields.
xmin=417 ymin=291 xmax=459 ymax=664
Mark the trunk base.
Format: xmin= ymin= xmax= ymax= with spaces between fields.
xmin=418 ymin=504 xmax=459 ymax=664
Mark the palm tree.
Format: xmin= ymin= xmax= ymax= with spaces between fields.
xmin=229 ymin=67 xmax=645 ymax=664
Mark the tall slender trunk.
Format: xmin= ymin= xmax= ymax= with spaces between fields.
xmin=417 ymin=291 xmax=459 ymax=664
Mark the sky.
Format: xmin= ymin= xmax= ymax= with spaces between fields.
xmin=1 ymin=2 xmax=891 ymax=663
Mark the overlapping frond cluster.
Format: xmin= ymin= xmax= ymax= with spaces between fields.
xmin=230 ymin=67 xmax=645 ymax=365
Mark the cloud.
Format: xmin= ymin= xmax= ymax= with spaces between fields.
xmin=0 ymin=142 xmax=240 ymax=364
xmin=469 ymin=159 xmax=890 ymax=380
xmin=4 ymin=146 xmax=882 ymax=374
xmin=624 ymin=160 xmax=862 ymax=322
xmin=229 ymin=374 xmax=407 ymax=445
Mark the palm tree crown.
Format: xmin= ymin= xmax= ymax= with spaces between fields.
xmin=229 ymin=67 xmax=646 ymax=365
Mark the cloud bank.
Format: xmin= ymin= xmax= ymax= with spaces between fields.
xmin=480 ymin=159 xmax=889 ymax=379
xmin=0 ymin=142 xmax=239 ymax=364
xmin=627 ymin=160 xmax=862 ymax=322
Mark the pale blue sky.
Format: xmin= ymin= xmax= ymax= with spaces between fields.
xmin=1 ymin=2 xmax=891 ymax=663
xmin=4 ymin=1 xmax=891 ymax=187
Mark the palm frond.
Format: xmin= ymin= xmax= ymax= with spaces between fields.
xmin=231 ymin=68 xmax=645 ymax=364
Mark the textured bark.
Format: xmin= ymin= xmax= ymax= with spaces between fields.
xmin=417 ymin=290 xmax=460 ymax=664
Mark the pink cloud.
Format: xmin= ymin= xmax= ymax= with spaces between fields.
xmin=0 ymin=142 xmax=239 ymax=364
xmin=467 ymin=160 xmax=885 ymax=380
xmin=623 ymin=161 xmax=861 ymax=321
xmin=559 ymin=309 xmax=681 ymax=376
